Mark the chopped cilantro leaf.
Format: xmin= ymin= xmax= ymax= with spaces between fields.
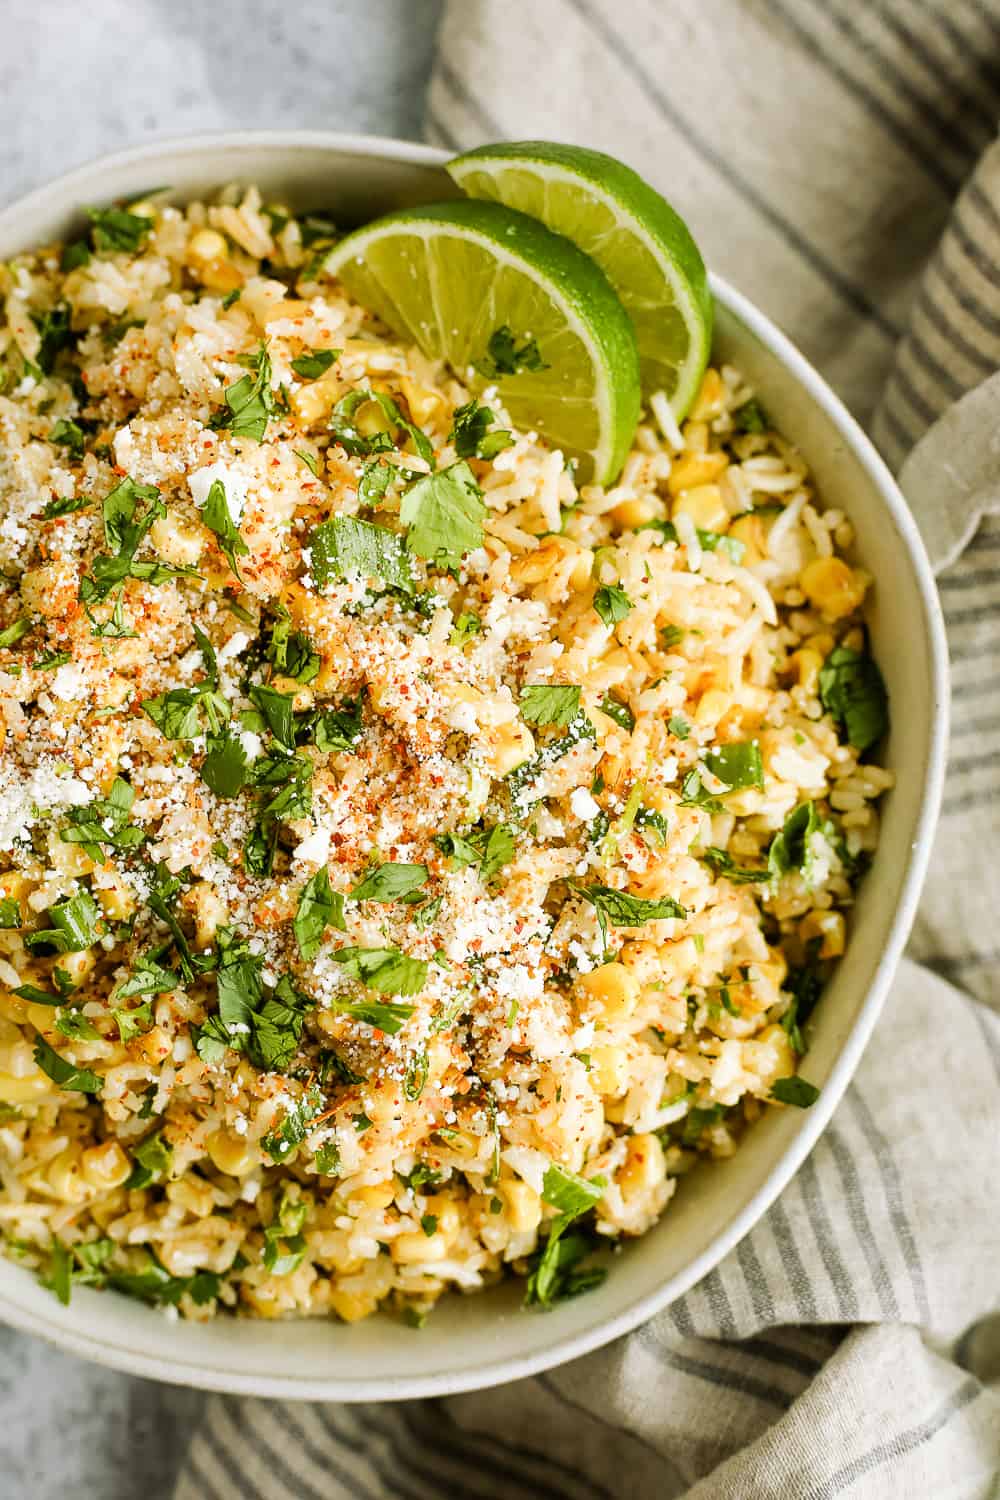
xmin=210 ymin=343 xmax=275 ymax=442
xmin=399 ymin=460 xmax=485 ymax=571
xmin=200 ymin=731 xmax=249 ymax=798
xmin=125 ymin=1130 xmax=173 ymax=1189
xmin=524 ymin=1221 xmax=606 ymax=1307
xmin=331 ymin=997 xmax=416 ymax=1035
xmin=475 ymin=325 xmax=549 ymax=378
xmin=679 ymin=770 xmax=725 ymax=813
xmin=700 ymin=847 xmax=770 ymax=884
xmin=50 ymin=418 xmax=85 ymax=459
xmin=404 ymin=1049 xmax=429 ymax=1101
xmin=314 ymin=1140 xmax=341 ymax=1176
xmin=573 ymin=884 xmax=686 ymax=944
xmin=34 ymin=649 xmax=71 ymax=670
xmin=358 ymin=457 xmax=393 ymax=506
xmin=330 ymin=946 xmax=427 ymax=998
xmin=771 ymin=1076 xmax=821 ymax=1108
xmin=634 ymin=807 xmax=669 ymax=848
xmin=448 ymin=398 xmax=513 ymax=460
xmin=25 ymin=891 xmax=103 ymax=955
xmin=248 ymin=683 xmax=297 ymax=751
xmin=309 ymin=692 xmax=365 ymax=754
xmin=434 ymin=823 xmax=515 ymax=884
xmin=598 ymin=692 xmax=635 ymax=732
xmin=201 ymin=479 xmax=249 ymax=580
xmin=351 ymin=862 xmax=428 ymax=904
xmin=683 ymin=1103 xmax=724 ymax=1144
xmin=290 ymin=348 xmax=339 ymax=379
xmin=768 ymin=801 xmax=819 ymax=880
xmin=593 ymin=584 xmax=632 ymax=629
xmin=0 ymin=617 xmax=31 ymax=649
xmin=54 ymin=1011 xmax=99 ymax=1041
xmin=262 ymin=1086 xmax=325 ymax=1162
xmin=519 ymin=684 xmax=582 ymax=727
xmin=111 ymin=1001 xmax=154 ymax=1043
xmin=704 ymin=740 xmax=764 ymax=791
xmin=30 ymin=303 xmax=75 ymax=374
xmin=0 ymin=897 xmax=21 ymax=930
xmin=310 ymin=514 xmax=415 ymax=594
xmin=59 ymin=776 xmax=145 ymax=861
xmin=818 ymin=645 xmax=888 ymax=753
xmin=732 ymin=397 xmax=768 ymax=433
xmin=541 ymin=1164 xmax=605 ymax=1216
xmin=266 ymin=616 xmax=319 ymax=684
xmin=294 ymin=448 xmax=320 ymax=476
xmin=449 ymin=610 xmax=481 ymax=647
xmin=87 ymin=205 xmax=153 ymax=254
xmin=293 ymin=867 xmax=346 ymax=960
xmin=32 ymin=1036 xmax=102 ymax=1094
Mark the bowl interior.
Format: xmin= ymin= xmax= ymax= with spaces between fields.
xmin=0 ymin=134 xmax=947 ymax=1399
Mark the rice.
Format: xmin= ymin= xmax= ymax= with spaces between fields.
xmin=0 ymin=187 xmax=891 ymax=1325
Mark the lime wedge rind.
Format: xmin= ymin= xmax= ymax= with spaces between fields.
xmin=447 ymin=141 xmax=712 ymax=418
xmin=325 ymin=199 xmax=642 ymax=485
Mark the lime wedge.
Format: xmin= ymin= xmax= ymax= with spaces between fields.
xmin=447 ymin=141 xmax=712 ymax=418
xmin=324 ymin=201 xmax=641 ymax=485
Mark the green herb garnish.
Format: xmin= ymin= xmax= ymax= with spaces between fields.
xmin=818 ymin=645 xmax=888 ymax=752
xmin=593 ymin=584 xmax=632 ymax=629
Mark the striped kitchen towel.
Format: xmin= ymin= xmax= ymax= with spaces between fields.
xmin=176 ymin=3 xmax=1000 ymax=1496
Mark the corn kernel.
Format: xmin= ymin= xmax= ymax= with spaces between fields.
xmin=695 ymin=688 xmax=733 ymax=726
xmin=46 ymin=1144 xmax=89 ymax=1203
xmin=745 ymin=1022 xmax=797 ymax=1092
xmin=46 ymin=835 xmax=94 ymax=878
xmin=187 ymin=229 xmax=228 ymax=265
xmin=55 ymin=950 xmax=96 ymax=987
xmin=292 ymin=366 xmax=343 ymax=425
xmin=618 ymin=1133 xmax=666 ymax=1201
xmin=392 ymin=1231 xmax=450 ymax=1264
xmin=399 ymin=376 xmax=445 ymax=427
xmin=577 ymin=963 xmax=640 ymax=1021
xmin=805 ymin=631 xmax=836 ymax=659
xmin=80 ymin=1140 xmax=131 ymax=1190
xmin=0 ymin=1069 xmax=49 ymax=1103
xmin=498 ymin=1179 xmax=542 ymax=1234
xmin=354 ymin=1183 xmax=395 ymax=1212
xmin=569 ymin=546 xmax=595 ymax=591
xmin=688 ymin=368 xmax=727 ymax=422
xmin=201 ymin=258 xmax=244 ymax=293
xmin=786 ymin=648 xmax=823 ymax=694
xmin=672 ymin=484 xmax=730 ymax=534
xmin=728 ymin=512 xmax=767 ymax=565
xmin=131 ymin=1025 xmax=171 ymax=1064
xmin=483 ymin=720 xmax=535 ymax=778
xmin=610 ymin=496 xmax=657 ymax=529
xmin=329 ymin=1288 xmax=378 ymax=1323
xmin=150 ymin=516 xmax=204 ymax=568
xmin=422 ymin=1194 xmax=461 ymax=1242
xmin=800 ymin=557 xmax=868 ymax=621
xmin=94 ymin=875 xmax=136 ymax=922
xmin=588 ymin=1043 xmax=630 ymax=1098
xmin=667 ymin=450 xmax=728 ymax=496
xmin=205 ymin=1128 xmax=256 ymax=1178
xmin=799 ymin=909 xmax=846 ymax=958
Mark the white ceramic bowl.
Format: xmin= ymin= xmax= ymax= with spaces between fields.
xmin=0 ymin=131 xmax=948 ymax=1399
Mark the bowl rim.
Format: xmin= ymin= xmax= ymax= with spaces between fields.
xmin=0 ymin=129 xmax=949 ymax=1400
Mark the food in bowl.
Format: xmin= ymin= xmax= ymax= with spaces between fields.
xmin=0 ymin=174 xmax=891 ymax=1326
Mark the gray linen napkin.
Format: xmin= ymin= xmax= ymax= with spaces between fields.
xmin=176 ymin=3 xmax=1000 ymax=1494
